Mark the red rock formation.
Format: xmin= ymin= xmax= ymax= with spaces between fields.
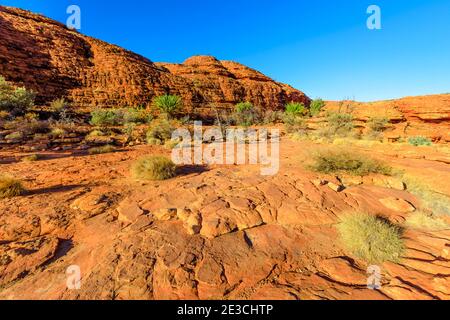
xmin=324 ymin=95 xmax=450 ymax=142
xmin=0 ymin=6 xmax=309 ymax=117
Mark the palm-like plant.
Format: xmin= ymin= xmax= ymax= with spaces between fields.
xmin=152 ymin=95 xmax=182 ymax=118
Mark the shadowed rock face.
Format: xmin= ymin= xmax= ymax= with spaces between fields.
xmin=0 ymin=6 xmax=310 ymax=117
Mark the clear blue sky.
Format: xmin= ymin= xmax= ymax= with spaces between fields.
xmin=2 ymin=0 xmax=450 ymax=101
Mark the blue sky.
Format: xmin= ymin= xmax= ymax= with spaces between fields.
xmin=2 ymin=0 xmax=449 ymax=101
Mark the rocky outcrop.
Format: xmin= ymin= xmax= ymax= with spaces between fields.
xmin=0 ymin=6 xmax=309 ymax=117
xmin=322 ymin=95 xmax=450 ymax=142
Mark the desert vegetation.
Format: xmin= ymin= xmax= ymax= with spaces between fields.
xmin=309 ymin=149 xmax=392 ymax=176
xmin=0 ymin=175 xmax=25 ymax=199
xmin=131 ymin=156 xmax=177 ymax=181
xmin=337 ymin=212 xmax=405 ymax=263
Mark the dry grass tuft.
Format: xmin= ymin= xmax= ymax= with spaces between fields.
xmin=337 ymin=212 xmax=404 ymax=264
xmin=88 ymin=145 xmax=116 ymax=155
xmin=0 ymin=175 xmax=25 ymax=199
xmin=131 ymin=156 xmax=177 ymax=181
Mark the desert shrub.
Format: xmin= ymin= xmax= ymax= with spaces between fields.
xmin=131 ymin=156 xmax=176 ymax=181
xmin=338 ymin=212 xmax=404 ymax=263
xmin=21 ymin=154 xmax=40 ymax=162
xmin=234 ymin=102 xmax=262 ymax=127
xmin=152 ymin=95 xmax=182 ymax=118
xmin=50 ymin=98 xmax=69 ymax=113
xmin=285 ymin=102 xmax=306 ymax=116
xmin=88 ymin=145 xmax=116 ymax=155
xmin=146 ymin=118 xmax=174 ymax=145
xmin=405 ymin=211 xmax=449 ymax=231
xmin=90 ymin=109 xmax=122 ymax=127
xmin=310 ymin=99 xmax=325 ymax=117
xmin=310 ymin=149 xmax=392 ymax=176
xmin=282 ymin=113 xmax=307 ymax=134
xmin=0 ymin=175 xmax=25 ymax=199
xmin=368 ymin=117 xmax=389 ymax=133
xmin=50 ymin=127 xmax=66 ymax=138
xmin=123 ymin=106 xmax=152 ymax=124
xmin=408 ymin=136 xmax=432 ymax=147
xmin=263 ymin=110 xmax=284 ymax=124
xmin=0 ymin=76 xmax=35 ymax=116
xmin=326 ymin=112 xmax=354 ymax=136
xmin=5 ymin=132 xmax=23 ymax=141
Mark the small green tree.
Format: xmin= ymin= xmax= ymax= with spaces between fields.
xmin=327 ymin=112 xmax=354 ymax=136
xmin=285 ymin=102 xmax=306 ymax=116
xmin=310 ymin=99 xmax=325 ymax=116
xmin=0 ymin=76 xmax=35 ymax=116
xmin=152 ymin=95 xmax=182 ymax=118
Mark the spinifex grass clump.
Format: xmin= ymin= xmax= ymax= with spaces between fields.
xmin=88 ymin=145 xmax=116 ymax=155
xmin=0 ymin=175 xmax=25 ymax=199
xmin=337 ymin=213 xmax=404 ymax=264
xmin=131 ymin=156 xmax=177 ymax=181
xmin=310 ymin=149 xmax=392 ymax=176
xmin=405 ymin=211 xmax=449 ymax=231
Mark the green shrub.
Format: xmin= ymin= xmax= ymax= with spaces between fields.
xmin=123 ymin=107 xmax=152 ymax=124
xmin=0 ymin=76 xmax=35 ymax=116
xmin=285 ymin=102 xmax=306 ymax=116
xmin=310 ymin=149 xmax=392 ymax=176
xmin=234 ymin=102 xmax=262 ymax=127
xmin=408 ymin=136 xmax=432 ymax=147
xmin=0 ymin=175 xmax=25 ymax=199
xmin=152 ymin=95 xmax=182 ymax=117
xmin=337 ymin=212 xmax=404 ymax=263
xmin=131 ymin=156 xmax=177 ymax=181
xmin=88 ymin=145 xmax=116 ymax=155
xmin=90 ymin=109 xmax=122 ymax=127
xmin=326 ymin=112 xmax=354 ymax=136
xmin=310 ymin=99 xmax=325 ymax=116
xmin=146 ymin=118 xmax=174 ymax=145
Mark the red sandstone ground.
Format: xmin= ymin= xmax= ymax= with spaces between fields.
xmin=0 ymin=137 xmax=449 ymax=300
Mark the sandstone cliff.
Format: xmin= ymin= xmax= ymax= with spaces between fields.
xmin=0 ymin=6 xmax=309 ymax=117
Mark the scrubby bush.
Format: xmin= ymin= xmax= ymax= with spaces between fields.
xmin=0 ymin=76 xmax=35 ymax=116
xmin=282 ymin=113 xmax=308 ymax=134
xmin=131 ymin=156 xmax=177 ymax=181
xmin=285 ymin=102 xmax=306 ymax=116
xmin=310 ymin=99 xmax=325 ymax=117
xmin=90 ymin=109 xmax=122 ymax=127
xmin=5 ymin=132 xmax=23 ymax=141
xmin=0 ymin=175 xmax=25 ymax=199
xmin=337 ymin=212 xmax=404 ymax=263
xmin=326 ymin=112 xmax=354 ymax=136
xmin=368 ymin=116 xmax=389 ymax=133
xmin=234 ymin=102 xmax=262 ymax=127
xmin=262 ymin=110 xmax=284 ymax=124
xmin=88 ymin=145 xmax=116 ymax=155
xmin=123 ymin=106 xmax=152 ymax=124
xmin=310 ymin=149 xmax=392 ymax=176
xmin=408 ymin=136 xmax=432 ymax=147
xmin=146 ymin=118 xmax=174 ymax=145
xmin=152 ymin=95 xmax=182 ymax=118
xmin=50 ymin=98 xmax=69 ymax=113
xmin=405 ymin=211 xmax=449 ymax=231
